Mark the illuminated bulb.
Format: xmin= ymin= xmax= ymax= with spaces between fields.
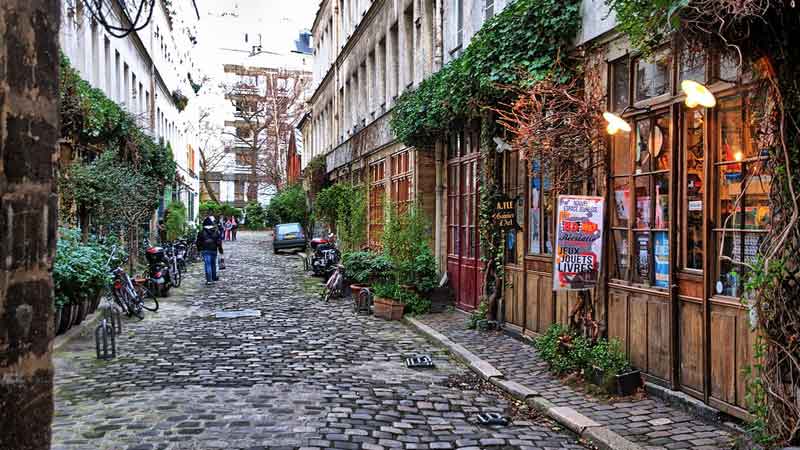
xmin=734 ymin=150 xmax=744 ymax=162
xmin=603 ymin=112 xmax=632 ymax=136
xmin=682 ymin=80 xmax=717 ymax=108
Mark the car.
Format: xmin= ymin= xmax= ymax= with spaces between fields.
xmin=272 ymin=223 xmax=308 ymax=254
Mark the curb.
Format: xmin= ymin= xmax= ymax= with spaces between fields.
xmin=53 ymin=310 xmax=102 ymax=353
xmin=404 ymin=316 xmax=645 ymax=450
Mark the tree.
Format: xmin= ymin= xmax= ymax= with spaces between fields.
xmin=220 ymin=65 xmax=311 ymax=201
xmin=197 ymin=105 xmax=225 ymax=203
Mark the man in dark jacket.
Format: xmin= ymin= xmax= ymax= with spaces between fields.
xmin=197 ymin=216 xmax=223 ymax=284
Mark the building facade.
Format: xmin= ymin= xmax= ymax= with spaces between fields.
xmin=59 ymin=0 xmax=203 ymax=222
xmin=305 ymin=0 xmax=442 ymax=246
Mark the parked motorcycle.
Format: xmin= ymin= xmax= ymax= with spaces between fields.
xmin=309 ymin=234 xmax=340 ymax=277
xmin=145 ymin=246 xmax=173 ymax=297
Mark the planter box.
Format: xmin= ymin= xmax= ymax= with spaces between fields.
xmin=350 ymin=284 xmax=369 ymax=299
xmin=374 ymin=297 xmax=404 ymax=321
xmin=586 ymin=366 xmax=642 ymax=396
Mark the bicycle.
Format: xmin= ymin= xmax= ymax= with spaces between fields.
xmin=322 ymin=264 xmax=345 ymax=303
xmin=107 ymin=246 xmax=159 ymax=319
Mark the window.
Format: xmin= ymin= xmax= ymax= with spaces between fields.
xmin=404 ymin=5 xmax=414 ymax=88
xmin=635 ymin=49 xmax=672 ymax=102
xmin=680 ymin=43 xmax=706 ymax=83
xmin=390 ymin=23 xmax=400 ymax=98
xmin=456 ymin=0 xmax=464 ymax=48
xmin=528 ymin=159 xmax=553 ymax=255
xmin=104 ymin=37 xmax=111 ymax=93
xmin=610 ymin=112 xmax=671 ymax=288
xmin=503 ymin=150 xmax=524 ymax=264
xmin=713 ymin=92 xmax=770 ymax=297
xmin=485 ymin=0 xmax=494 ymax=18
xmin=235 ymin=151 xmax=252 ymax=166
xmin=369 ymin=161 xmax=386 ymax=248
xmin=611 ymin=58 xmax=630 ymax=112
xmin=234 ymin=180 xmax=245 ymax=202
xmin=390 ymin=150 xmax=412 ymax=210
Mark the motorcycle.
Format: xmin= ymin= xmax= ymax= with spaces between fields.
xmin=309 ymin=234 xmax=340 ymax=277
xmin=145 ymin=246 xmax=173 ymax=297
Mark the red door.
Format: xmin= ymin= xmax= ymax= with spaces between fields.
xmin=447 ymin=131 xmax=481 ymax=311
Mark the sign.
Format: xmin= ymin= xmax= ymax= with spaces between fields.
xmin=492 ymin=196 xmax=519 ymax=233
xmin=553 ymin=195 xmax=604 ymax=291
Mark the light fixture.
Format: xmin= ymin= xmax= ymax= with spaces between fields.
xmin=682 ymin=80 xmax=716 ymax=108
xmin=603 ymin=112 xmax=632 ymax=135
xmin=734 ymin=150 xmax=744 ymax=162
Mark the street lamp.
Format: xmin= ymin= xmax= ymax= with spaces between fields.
xmin=681 ymin=80 xmax=717 ymax=108
xmin=603 ymin=112 xmax=631 ymax=135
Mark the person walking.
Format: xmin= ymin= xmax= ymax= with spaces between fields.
xmin=231 ymin=216 xmax=239 ymax=241
xmin=224 ymin=217 xmax=234 ymax=241
xmin=197 ymin=216 xmax=223 ymax=285
xmin=218 ymin=215 xmax=226 ymax=240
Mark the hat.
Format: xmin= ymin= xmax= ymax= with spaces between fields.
xmin=203 ymin=216 xmax=216 ymax=228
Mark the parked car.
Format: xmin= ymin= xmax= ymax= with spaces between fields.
xmin=272 ymin=223 xmax=308 ymax=254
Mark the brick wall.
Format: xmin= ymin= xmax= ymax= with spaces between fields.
xmin=0 ymin=1 xmax=60 ymax=449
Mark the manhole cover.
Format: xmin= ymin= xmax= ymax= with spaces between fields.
xmin=476 ymin=412 xmax=510 ymax=426
xmin=213 ymin=309 xmax=262 ymax=319
xmin=405 ymin=355 xmax=435 ymax=368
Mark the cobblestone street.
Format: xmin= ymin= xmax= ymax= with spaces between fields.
xmin=52 ymin=231 xmax=591 ymax=450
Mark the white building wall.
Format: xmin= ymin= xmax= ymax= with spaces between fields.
xmin=59 ymin=0 xmax=202 ymax=223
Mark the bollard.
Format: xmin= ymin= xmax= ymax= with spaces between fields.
xmin=99 ymin=302 xmax=122 ymax=335
xmin=95 ymin=318 xmax=116 ymax=360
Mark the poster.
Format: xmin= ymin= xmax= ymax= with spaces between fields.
xmin=654 ymin=231 xmax=669 ymax=288
xmin=553 ymin=195 xmax=604 ymax=291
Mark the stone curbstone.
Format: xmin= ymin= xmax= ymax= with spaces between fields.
xmin=489 ymin=378 xmax=538 ymax=400
xmin=53 ymin=310 xmax=103 ymax=353
xmin=527 ymin=396 xmax=556 ymax=413
xmin=547 ymin=406 xmax=600 ymax=434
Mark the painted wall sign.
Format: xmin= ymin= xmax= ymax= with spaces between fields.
xmin=553 ymin=195 xmax=604 ymax=291
xmin=493 ymin=195 xmax=520 ymax=233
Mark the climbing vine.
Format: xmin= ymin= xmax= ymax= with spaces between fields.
xmin=389 ymin=0 xmax=582 ymax=148
xmin=608 ymin=1 xmax=800 ymax=444
xmin=477 ymin=117 xmax=504 ymax=321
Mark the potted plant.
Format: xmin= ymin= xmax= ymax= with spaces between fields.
xmin=588 ymin=338 xmax=642 ymax=396
xmin=372 ymin=282 xmax=406 ymax=321
xmin=342 ymin=251 xmax=378 ymax=297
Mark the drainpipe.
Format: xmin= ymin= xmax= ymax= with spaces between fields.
xmin=434 ymin=140 xmax=444 ymax=271
xmin=434 ymin=0 xmax=443 ymax=70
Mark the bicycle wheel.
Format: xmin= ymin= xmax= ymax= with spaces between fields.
xmin=110 ymin=291 xmax=129 ymax=316
xmin=138 ymin=286 xmax=159 ymax=312
xmin=123 ymin=287 xmax=144 ymax=320
xmin=172 ymin=267 xmax=182 ymax=287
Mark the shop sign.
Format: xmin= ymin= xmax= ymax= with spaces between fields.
xmin=492 ymin=195 xmax=520 ymax=233
xmin=553 ymin=195 xmax=604 ymax=291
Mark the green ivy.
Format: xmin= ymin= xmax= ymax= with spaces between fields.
xmin=389 ymin=0 xmax=581 ymax=147
xmin=607 ymin=0 xmax=688 ymax=56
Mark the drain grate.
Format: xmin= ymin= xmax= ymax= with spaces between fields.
xmin=476 ymin=412 xmax=510 ymax=426
xmin=213 ymin=309 xmax=262 ymax=319
xmin=405 ymin=354 xmax=435 ymax=368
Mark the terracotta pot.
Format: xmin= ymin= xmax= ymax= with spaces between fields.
xmin=374 ymin=297 xmax=404 ymax=321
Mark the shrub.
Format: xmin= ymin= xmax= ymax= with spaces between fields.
xmin=199 ymin=200 xmax=223 ymax=218
xmin=534 ymin=324 xmax=590 ymax=375
xmin=265 ymin=183 xmax=309 ymax=228
xmin=589 ymin=338 xmax=631 ymax=381
xmin=408 ymin=242 xmax=438 ymax=293
xmin=400 ymin=289 xmax=431 ymax=316
xmin=53 ymin=228 xmax=112 ymax=308
xmin=244 ymin=202 xmax=267 ymax=229
xmin=467 ymin=298 xmax=490 ymax=329
xmin=373 ymin=281 xmax=403 ymax=301
xmin=165 ymin=201 xmax=187 ymax=241
xmin=342 ymin=251 xmax=394 ymax=285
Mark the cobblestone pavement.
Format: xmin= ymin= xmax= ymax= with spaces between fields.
xmin=418 ymin=312 xmax=742 ymax=450
xmin=52 ymin=231 xmax=591 ymax=450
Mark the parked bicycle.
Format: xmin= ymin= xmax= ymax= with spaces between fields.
xmin=106 ymin=246 xmax=159 ymax=319
xmin=322 ymin=264 xmax=345 ymax=303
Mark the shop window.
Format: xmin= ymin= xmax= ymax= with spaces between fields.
xmin=528 ymin=160 xmax=553 ymax=255
xmin=680 ymin=43 xmax=706 ymax=83
xmin=390 ymin=150 xmax=412 ymax=210
xmin=610 ymin=112 xmax=671 ymax=288
xmin=369 ymin=161 xmax=386 ymax=248
xmin=635 ymin=50 xmax=672 ymax=102
xmin=714 ymin=94 xmax=770 ymax=296
xmin=683 ymin=107 xmax=705 ymax=270
xmin=503 ymin=151 xmax=523 ymax=264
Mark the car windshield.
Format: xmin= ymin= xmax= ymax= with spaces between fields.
xmin=277 ymin=224 xmax=301 ymax=236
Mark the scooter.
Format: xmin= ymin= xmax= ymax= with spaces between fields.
xmin=309 ymin=234 xmax=340 ymax=277
xmin=145 ymin=246 xmax=172 ymax=297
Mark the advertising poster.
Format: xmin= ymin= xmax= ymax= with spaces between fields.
xmin=553 ymin=195 xmax=604 ymax=291
xmin=654 ymin=231 xmax=669 ymax=288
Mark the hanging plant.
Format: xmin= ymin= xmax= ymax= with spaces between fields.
xmin=172 ymin=90 xmax=189 ymax=112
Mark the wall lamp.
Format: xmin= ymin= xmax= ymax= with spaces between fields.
xmin=603 ymin=105 xmax=651 ymax=136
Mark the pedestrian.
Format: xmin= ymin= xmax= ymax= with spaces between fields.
xmin=231 ymin=216 xmax=238 ymax=241
xmin=218 ymin=215 xmax=226 ymax=240
xmin=224 ymin=217 xmax=234 ymax=241
xmin=197 ymin=216 xmax=223 ymax=285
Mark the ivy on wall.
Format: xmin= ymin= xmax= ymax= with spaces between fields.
xmin=389 ymin=0 xmax=582 ymax=148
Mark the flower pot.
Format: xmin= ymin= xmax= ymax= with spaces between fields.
xmin=57 ymin=302 xmax=74 ymax=334
xmin=53 ymin=305 xmax=63 ymax=335
xmin=350 ymin=284 xmax=370 ymax=299
xmin=374 ymin=296 xmax=404 ymax=321
xmin=614 ymin=369 xmax=642 ymax=396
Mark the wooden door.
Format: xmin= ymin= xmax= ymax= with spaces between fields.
xmin=447 ymin=131 xmax=481 ymax=311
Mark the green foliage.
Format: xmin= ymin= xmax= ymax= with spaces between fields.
xmin=265 ymin=183 xmax=309 ymax=228
xmin=372 ymin=281 xmax=430 ymax=315
xmin=534 ymin=324 xmax=588 ymax=375
xmin=373 ymin=281 xmax=404 ymax=301
xmin=199 ymin=201 xmax=223 ymax=218
xmin=607 ymin=0 xmax=687 ymax=56
xmin=589 ymin=338 xmax=631 ymax=384
xmin=744 ymin=335 xmax=775 ymax=446
xmin=382 ymin=203 xmax=431 ymax=284
xmin=244 ymin=202 xmax=268 ymax=229
xmin=407 ymin=243 xmax=438 ymax=293
xmin=467 ymin=299 xmax=490 ymax=329
xmin=165 ymin=201 xmax=187 ymax=241
xmin=342 ymin=251 xmax=392 ymax=285
xmin=315 ymin=183 xmax=368 ymax=252
xmin=389 ymin=0 xmax=582 ymax=147
xmin=53 ymin=228 xmax=113 ymax=307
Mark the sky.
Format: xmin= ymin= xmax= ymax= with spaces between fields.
xmin=195 ymin=0 xmax=320 ymax=74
